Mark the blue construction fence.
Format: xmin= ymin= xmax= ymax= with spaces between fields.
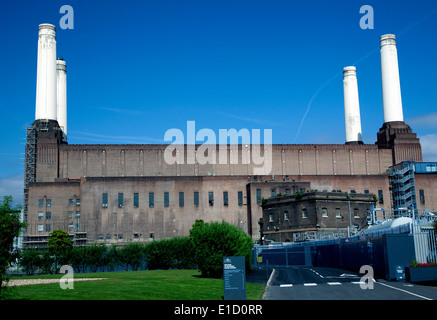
xmin=252 ymin=234 xmax=415 ymax=280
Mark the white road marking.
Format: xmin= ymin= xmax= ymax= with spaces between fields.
xmin=327 ymin=282 xmax=342 ymax=285
xmin=376 ymin=281 xmax=433 ymax=301
xmin=280 ymin=284 xmax=293 ymax=287
xmin=303 ymin=283 xmax=317 ymax=286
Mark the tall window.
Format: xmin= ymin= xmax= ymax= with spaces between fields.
xmin=194 ymin=191 xmax=199 ymax=207
xmin=419 ymin=190 xmax=425 ymax=204
xmin=238 ymin=191 xmax=243 ymax=206
xmin=118 ymin=193 xmax=123 ymax=208
xmin=271 ymin=189 xmax=276 ymax=198
xmin=102 ymin=193 xmax=108 ymax=208
xmin=164 ymin=192 xmax=169 ymax=207
xmin=38 ymin=199 xmax=44 ymax=207
xmin=336 ymin=208 xmax=341 ymax=218
xmin=134 ymin=193 xmax=139 ymax=208
xmin=284 ymin=211 xmax=289 ymax=221
xmin=46 ymin=199 xmax=52 ymax=207
xmin=256 ymin=189 xmax=262 ymax=203
xmin=179 ymin=192 xmax=184 ymax=207
xmin=302 ymin=208 xmax=307 ymax=218
xmin=223 ymin=191 xmax=228 ymax=206
xmin=149 ymin=192 xmax=154 ymax=208
xmin=378 ymin=190 xmax=384 ymax=204
xmin=209 ymin=192 xmax=214 ymax=206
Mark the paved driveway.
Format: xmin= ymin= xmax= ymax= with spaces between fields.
xmin=263 ymin=266 xmax=437 ymax=300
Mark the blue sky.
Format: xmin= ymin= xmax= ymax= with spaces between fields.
xmin=1 ymin=0 xmax=437 ymax=204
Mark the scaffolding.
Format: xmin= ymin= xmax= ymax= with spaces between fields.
xmin=23 ymin=124 xmax=37 ymax=227
xmin=389 ymin=161 xmax=417 ymax=212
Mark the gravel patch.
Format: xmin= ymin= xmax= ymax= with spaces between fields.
xmin=6 ymin=278 xmax=106 ymax=287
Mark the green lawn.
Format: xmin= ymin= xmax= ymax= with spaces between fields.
xmin=8 ymin=269 xmax=265 ymax=300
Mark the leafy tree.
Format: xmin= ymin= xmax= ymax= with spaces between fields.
xmin=0 ymin=196 xmax=25 ymax=298
xmin=47 ymin=229 xmax=73 ymax=268
xmin=189 ymin=220 xmax=253 ymax=278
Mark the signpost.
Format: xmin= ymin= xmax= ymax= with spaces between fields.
xmin=223 ymin=256 xmax=246 ymax=300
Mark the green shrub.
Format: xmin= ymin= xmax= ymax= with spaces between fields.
xmin=19 ymin=249 xmax=42 ymax=276
xmin=119 ymin=243 xmax=146 ymax=271
xmin=144 ymin=237 xmax=196 ymax=270
xmin=189 ymin=220 xmax=253 ymax=278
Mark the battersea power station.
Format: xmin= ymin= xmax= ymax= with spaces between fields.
xmin=23 ymin=24 xmax=436 ymax=247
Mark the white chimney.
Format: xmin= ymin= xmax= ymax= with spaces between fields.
xmin=35 ymin=24 xmax=57 ymax=121
xmin=343 ymin=66 xmax=363 ymax=144
xmin=56 ymin=59 xmax=67 ymax=140
xmin=380 ymin=34 xmax=404 ymax=123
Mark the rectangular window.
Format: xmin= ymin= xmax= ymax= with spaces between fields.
xmin=102 ymin=193 xmax=108 ymax=208
xmin=256 ymin=189 xmax=262 ymax=204
xmin=164 ymin=192 xmax=169 ymax=207
xmin=378 ymin=190 xmax=384 ymax=204
xmin=209 ymin=192 xmax=214 ymax=206
xmin=69 ymin=199 xmax=74 ymax=206
xmin=45 ymin=224 xmax=51 ymax=232
xmin=322 ymin=208 xmax=328 ymax=217
xmin=38 ymin=224 xmax=44 ymax=232
xmin=238 ymin=191 xmax=243 ymax=206
xmin=149 ymin=192 xmax=154 ymax=208
xmin=39 ymin=199 xmax=44 ymax=207
xmin=46 ymin=199 xmax=51 ymax=207
xmin=179 ymin=192 xmax=184 ymax=207
xmin=284 ymin=211 xmax=289 ymax=220
xmin=364 ymin=190 xmax=369 ymax=194
xmin=118 ymin=193 xmax=124 ymax=208
xmin=46 ymin=212 xmax=51 ymax=220
xmin=269 ymin=213 xmax=274 ymax=222
xmin=302 ymin=208 xmax=307 ymax=218
xmin=336 ymin=208 xmax=341 ymax=218
xmin=68 ymin=211 xmax=74 ymax=219
xmin=76 ymin=199 xmax=81 ymax=206
xmin=68 ymin=224 xmax=74 ymax=232
xmin=271 ymin=189 xmax=276 ymax=198
xmin=419 ymin=190 xmax=425 ymax=204
xmin=223 ymin=191 xmax=229 ymax=206
xmin=354 ymin=208 xmax=359 ymax=218
xmin=285 ymin=189 xmax=291 ymax=195
xmin=38 ymin=212 xmax=44 ymax=220
xmin=194 ymin=191 xmax=199 ymax=207
xmin=134 ymin=193 xmax=139 ymax=208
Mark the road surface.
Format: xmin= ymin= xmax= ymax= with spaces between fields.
xmin=263 ymin=266 xmax=437 ymax=300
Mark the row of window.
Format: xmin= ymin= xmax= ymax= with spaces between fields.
xmin=38 ymin=198 xmax=81 ymax=207
xmin=104 ymin=191 xmax=245 ymax=208
xmin=268 ymin=207 xmax=361 ymax=222
xmin=38 ymin=211 xmax=80 ymax=220
xmin=37 ymin=223 xmax=80 ymax=233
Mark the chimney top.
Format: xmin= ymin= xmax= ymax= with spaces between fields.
xmin=380 ymin=34 xmax=396 ymax=48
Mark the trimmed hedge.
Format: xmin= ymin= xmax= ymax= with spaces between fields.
xmin=18 ymin=237 xmax=196 ymax=274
